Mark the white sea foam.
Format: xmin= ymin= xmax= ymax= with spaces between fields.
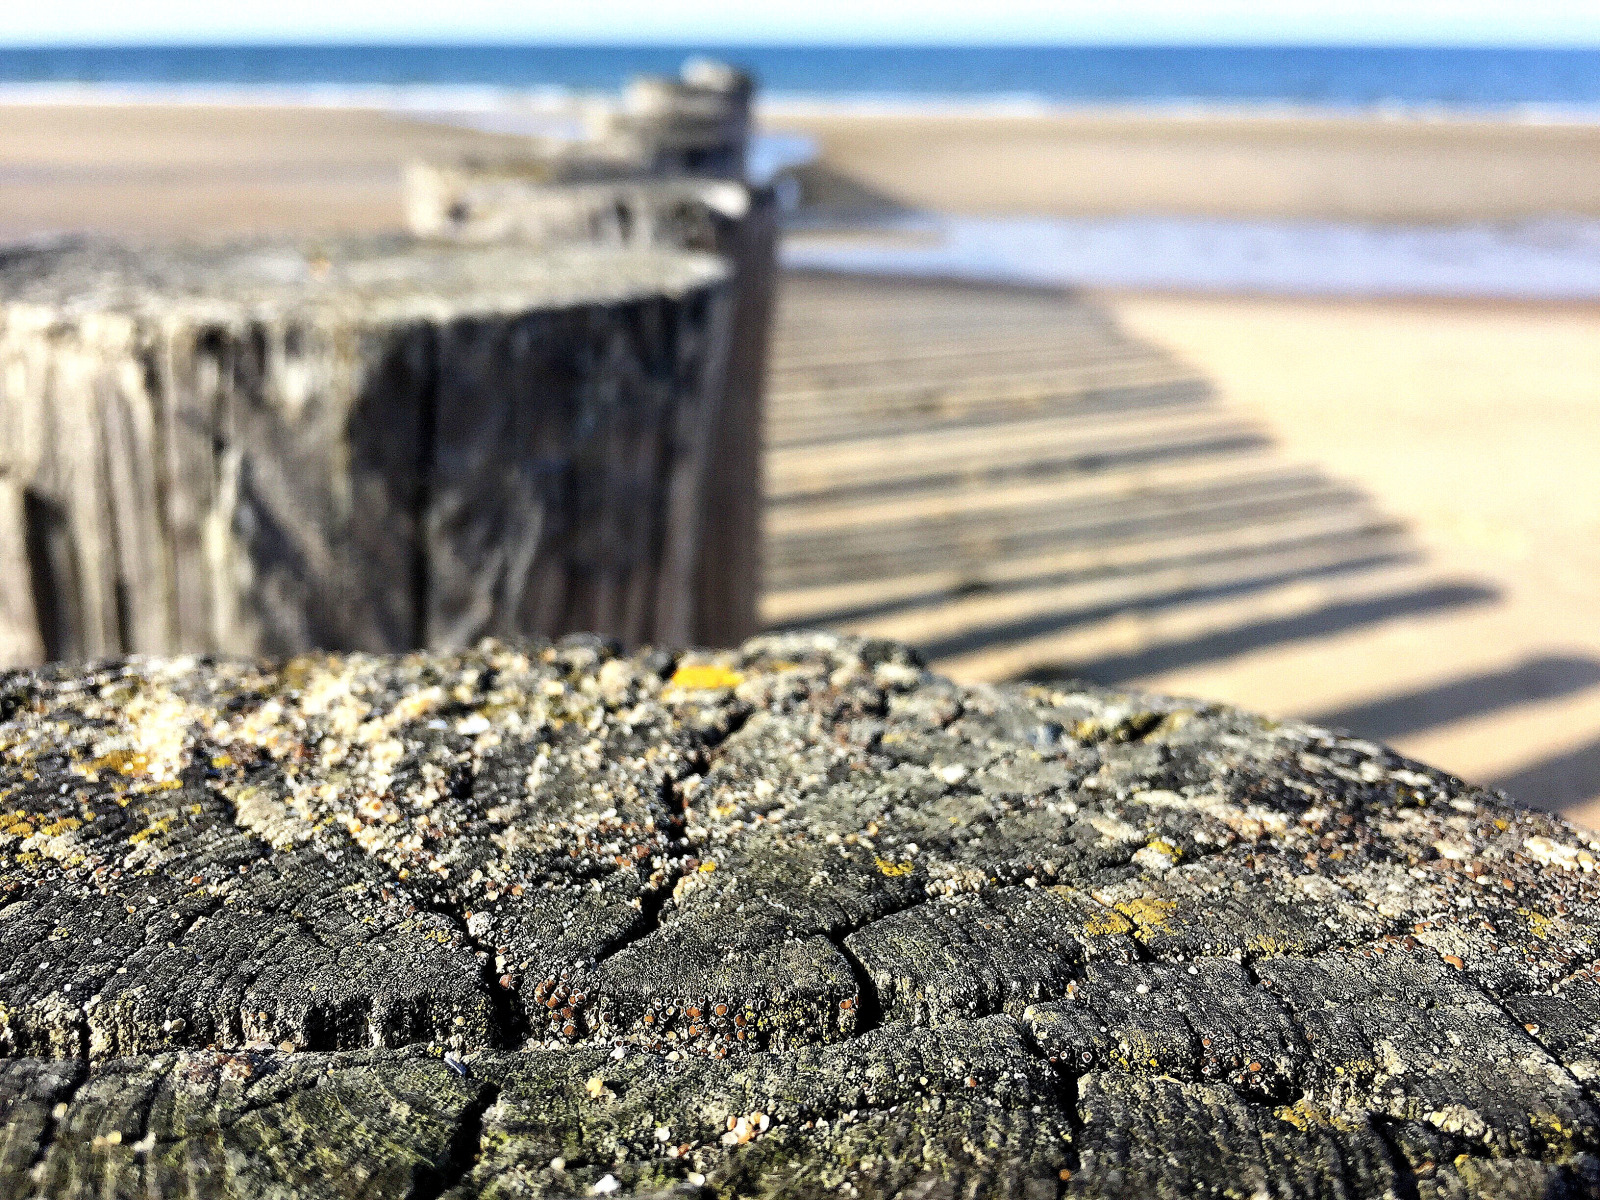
xmin=758 ymin=94 xmax=1600 ymax=126
xmin=3 ymin=81 xmax=1599 ymax=127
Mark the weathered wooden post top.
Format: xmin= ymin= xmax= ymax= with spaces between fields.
xmin=405 ymin=57 xmax=760 ymax=244
xmin=599 ymin=56 xmax=756 ymax=181
xmin=0 ymin=237 xmax=734 ymax=667
xmin=0 ymin=633 xmax=1597 ymax=1197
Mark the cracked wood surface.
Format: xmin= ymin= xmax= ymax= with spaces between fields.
xmin=1 ymin=632 xmax=1599 ymax=1197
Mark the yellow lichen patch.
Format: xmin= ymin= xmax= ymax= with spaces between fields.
xmin=83 ymin=748 xmax=150 ymax=778
xmin=0 ymin=812 xmax=35 ymax=838
xmin=1114 ymin=1030 xmax=1165 ymax=1070
xmin=1275 ymin=1098 xmax=1363 ymax=1133
xmin=1132 ymin=839 xmax=1182 ymax=872
xmin=1529 ymin=1110 xmax=1582 ymax=1154
xmin=669 ymin=664 xmax=745 ymax=691
xmin=130 ymin=779 xmax=184 ymax=795
xmin=1242 ymin=931 xmax=1314 ymax=957
xmin=1519 ymin=908 xmax=1558 ymax=940
xmin=1072 ymin=710 xmax=1163 ymax=745
xmin=1276 ymin=1100 xmax=1320 ymax=1131
xmin=1079 ymin=905 xmax=1135 ymax=937
xmin=39 ymin=817 xmax=82 ymax=837
xmin=1113 ymin=896 xmax=1178 ymax=935
xmin=128 ymin=816 xmax=175 ymax=845
xmin=875 ymin=857 xmax=914 ymax=877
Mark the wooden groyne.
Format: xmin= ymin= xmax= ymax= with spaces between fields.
xmin=0 ymin=238 xmax=732 ymax=662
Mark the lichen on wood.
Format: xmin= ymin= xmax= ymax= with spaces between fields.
xmin=0 ymin=632 xmax=1598 ymax=1197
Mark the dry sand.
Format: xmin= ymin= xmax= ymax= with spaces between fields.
xmin=1096 ymin=294 xmax=1600 ymax=824
xmin=762 ymin=275 xmax=1600 ymax=826
xmin=10 ymin=104 xmax=1600 ymax=238
xmin=0 ymin=104 xmax=525 ymax=240
xmin=1 ymin=102 xmax=1597 ymax=820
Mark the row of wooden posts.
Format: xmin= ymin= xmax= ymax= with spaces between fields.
xmin=0 ymin=60 xmax=778 ymax=667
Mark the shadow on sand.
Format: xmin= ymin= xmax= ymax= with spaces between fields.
xmin=761 ymin=269 xmax=1596 ymax=817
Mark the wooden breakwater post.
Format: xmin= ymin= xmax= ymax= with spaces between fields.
xmin=598 ymin=56 xmax=756 ymax=180
xmin=404 ymin=59 xmax=777 ymax=647
xmin=0 ymin=237 xmax=733 ymax=665
xmin=0 ymin=631 xmax=1595 ymax=1198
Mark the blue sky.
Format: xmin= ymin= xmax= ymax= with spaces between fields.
xmin=3 ymin=0 xmax=1598 ymax=47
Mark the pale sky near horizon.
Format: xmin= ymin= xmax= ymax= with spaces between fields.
xmin=2 ymin=0 xmax=1599 ymax=48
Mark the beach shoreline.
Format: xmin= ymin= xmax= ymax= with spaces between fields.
xmin=9 ymin=81 xmax=1600 ymax=122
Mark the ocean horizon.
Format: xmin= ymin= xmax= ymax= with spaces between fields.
xmin=2 ymin=44 xmax=1600 ymax=117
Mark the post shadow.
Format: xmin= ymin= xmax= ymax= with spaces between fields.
xmin=1305 ymin=655 xmax=1600 ymax=743
xmin=1491 ymin=737 xmax=1600 ymax=817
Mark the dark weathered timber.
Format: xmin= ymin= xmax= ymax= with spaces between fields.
xmin=403 ymin=60 xmax=772 ymax=651
xmin=404 ymin=173 xmax=779 ymax=649
xmin=686 ymin=187 xmax=777 ymax=649
xmin=0 ymin=633 xmax=1598 ymax=1197
xmin=602 ymin=58 xmax=754 ymax=180
xmin=0 ymin=238 xmax=731 ymax=665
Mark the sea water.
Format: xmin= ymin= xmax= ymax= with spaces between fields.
xmin=3 ymin=44 xmax=1600 ymax=114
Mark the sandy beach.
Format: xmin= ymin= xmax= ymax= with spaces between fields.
xmin=2 ymin=102 xmax=1597 ymax=821
xmin=1040 ymin=293 xmax=1600 ymax=820
xmin=762 ymin=274 xmax=1600 ymax=827
xmin=0 ymin=104 xmax=526 ymax=239
xmin=10 ymin=103 xmax=1600 ymax=238
xmin=769 ymin=108 xmax=1600 ymax=222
